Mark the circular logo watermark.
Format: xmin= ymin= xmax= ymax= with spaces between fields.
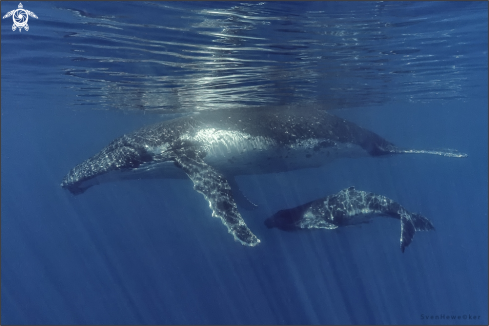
xmin=2 ymin=3 xmax=38 ymax=32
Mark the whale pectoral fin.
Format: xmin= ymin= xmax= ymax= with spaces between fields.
xmin=173 ymin=150 xmax=260 ymax=246
xmin=226 ymin=176 xmax=258 ymax=210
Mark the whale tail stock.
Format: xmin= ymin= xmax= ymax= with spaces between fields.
xmin=399 ymin=210 xmax=435 ymax=253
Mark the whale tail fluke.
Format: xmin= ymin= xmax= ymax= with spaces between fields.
xmin=400 ymin=211 xmax=435 ymax=253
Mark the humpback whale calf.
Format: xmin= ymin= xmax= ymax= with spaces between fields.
xmin=61 ymin=108 xmax=465 ymax=246
xmin=265 ymin=187 xmax=435 ymax=252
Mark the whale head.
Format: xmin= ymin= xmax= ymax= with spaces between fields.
xmin=265 ymin=203 xmax=312 ymax=231
xmin=61 ymin=135 xmax=175 ymax=195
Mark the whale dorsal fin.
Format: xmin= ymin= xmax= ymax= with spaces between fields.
xmin=173 ymin=148 xmax=260 ymax=246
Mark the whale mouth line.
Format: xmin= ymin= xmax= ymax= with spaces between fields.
xmin=61 ymin=159 xmax=188 ymax=195
xmin=61 ymin=179 xmax=91 ymax=195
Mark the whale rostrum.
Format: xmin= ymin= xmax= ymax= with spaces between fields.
xmin=61 ymin=108 xmax=466 ymax=246
xmin=265 ymin=187 xmax=435 ymax=252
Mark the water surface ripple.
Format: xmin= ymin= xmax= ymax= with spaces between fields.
xmin=2 ymin=1 xmax=487 ymax=113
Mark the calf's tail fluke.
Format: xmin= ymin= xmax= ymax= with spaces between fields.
xmin=400 ymin=211 xmax=435 ymax=253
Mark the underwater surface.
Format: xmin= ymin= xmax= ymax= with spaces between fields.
xmin=1 ymin=1 xmax=488 ymax=324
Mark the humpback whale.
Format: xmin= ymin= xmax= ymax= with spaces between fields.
xmin=265 ymin=187 xmax=435 ymax=252
xmin=61 ymin=108 xmax=465 ymax=246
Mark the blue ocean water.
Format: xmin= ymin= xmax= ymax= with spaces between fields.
xmin=1 ymin=1 xmax=487 ymax=324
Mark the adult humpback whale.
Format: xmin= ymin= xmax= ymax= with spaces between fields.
xmin=265 ymin=187 xmax=435 ymax=252
xmin=61 ymin=108 xmax=466 ymax=246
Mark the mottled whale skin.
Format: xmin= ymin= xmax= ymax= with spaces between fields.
xmin=61 ymin=108 xmax=464 ymax=246
xmin=265 ymin=187 xmax=435 ymax=252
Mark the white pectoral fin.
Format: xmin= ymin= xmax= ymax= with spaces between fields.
xmin=3 ymin=10 xmax=14 ymax=19
xmin=26 ymin=10 xmax=38 ymax=18
xmin=173 ymin=149 xmax=260 ymax=246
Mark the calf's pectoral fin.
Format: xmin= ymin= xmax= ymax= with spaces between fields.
xmin=173 ymin=149 xmax=260 ymax=246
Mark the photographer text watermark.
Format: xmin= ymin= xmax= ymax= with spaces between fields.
xmin=421 ymin=313 xmax=481 ymax=321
